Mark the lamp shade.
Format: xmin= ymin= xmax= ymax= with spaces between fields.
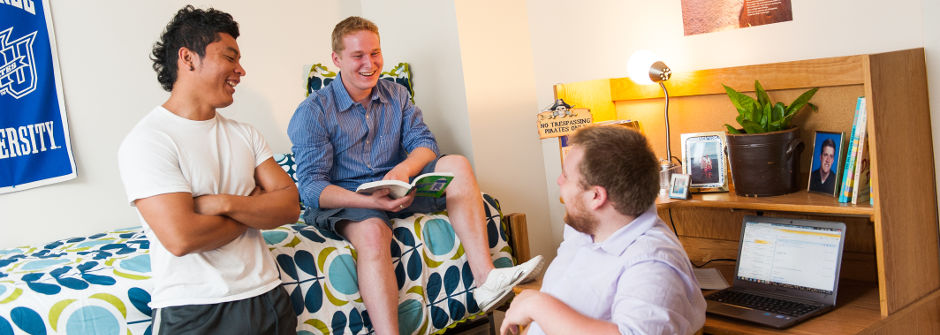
xmin=627 ymin=50 xmax=671 ymax=84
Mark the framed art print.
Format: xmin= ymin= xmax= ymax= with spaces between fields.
xmin=807 ymin=130 xmax=844 ymax=196
xmin=680 ymin=131 xmax=728 ymax=192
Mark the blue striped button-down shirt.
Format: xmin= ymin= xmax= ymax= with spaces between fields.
xmin=287 ymin=73 xmax=439 ymax=208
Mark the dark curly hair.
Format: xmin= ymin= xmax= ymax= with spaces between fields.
xmin=150 ymin=5 xmax=239 ymax=91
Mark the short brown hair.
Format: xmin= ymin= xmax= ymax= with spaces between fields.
xmin=331 ymin=16 xmax=379 ymax=53
xmin=569 ymin=125 xmax=659 ymax=217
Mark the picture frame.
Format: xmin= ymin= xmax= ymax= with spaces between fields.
xmin=680 ymin=132 xmax=729 ymax=192
xmin=669 ymin=173 xmax=691 ymax=199
xmin=807 ymin=130 xmax=844 ymax=196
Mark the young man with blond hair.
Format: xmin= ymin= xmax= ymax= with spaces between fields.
xmin=501 ymin=125 xmax=706 ymax=335
xmin=287 ymin=16 xmax=542 ymax=334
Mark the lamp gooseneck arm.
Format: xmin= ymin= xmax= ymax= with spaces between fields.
xmin=660 ymin=81 xmax=673 ymax=165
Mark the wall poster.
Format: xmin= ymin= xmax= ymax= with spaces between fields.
xmin=1 ymin=0 xmax=76 ymax=194
xmin=681 ymin=0 xmax=793 ymax=36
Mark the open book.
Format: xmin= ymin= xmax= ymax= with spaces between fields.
xmin=355 ymin=172 xmax=455 ymax=199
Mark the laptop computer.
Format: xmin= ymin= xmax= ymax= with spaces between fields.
xmin=705 ymin=215 xmax=847 ymax=329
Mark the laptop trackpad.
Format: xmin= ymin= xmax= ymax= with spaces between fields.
xmin=707 ymin=301 xmax=797 ymax=329
xmin=707 ymin=301 xmax=751 ymax=316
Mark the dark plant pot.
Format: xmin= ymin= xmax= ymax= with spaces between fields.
xmin=726 ymin=127 xmax=804 ymax=197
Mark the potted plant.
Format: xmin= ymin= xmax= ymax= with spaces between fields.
xmin=722 ymin=80 xmax=818 ymax=196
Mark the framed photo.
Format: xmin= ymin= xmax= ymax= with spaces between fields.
xmin=669 ymin=173 xmax=691 ymax=199
xmin=680 ymin=132 xmax=729 ymax=192
xmin=807 ymin=131 xmax=844 ymax=196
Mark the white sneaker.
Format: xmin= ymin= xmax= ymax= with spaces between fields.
xmin=473 ymin=255 xmax=545 ymax=312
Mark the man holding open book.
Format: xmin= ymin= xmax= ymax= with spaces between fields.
xmin=287 ymin=16 xmax=543 ymax=335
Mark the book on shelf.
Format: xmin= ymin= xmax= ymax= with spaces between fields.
xmin=836 ymin=98 xmax=859 ymax=202
xmin=355 ymin=172 xmax=454 ymax=199
xmin=848 ymin=97 xmax=869 ymax=202
xmin=839 ymin=97 xmax=866 ymax=203
xmin=852 ymin=137 xmax=871 ymax=204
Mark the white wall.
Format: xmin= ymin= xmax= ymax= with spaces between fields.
xmin=526 ymin=0 xmax=931 ymax=256
xmin=360 ymin=0 xmax=475 ymax=160
xmin=0 ymin=1 xmax=354 ymax=248
xmin=451 ymin=1 xmax=553 ymax=259
xmin=361 ymin=0 xmax=554 ymax=259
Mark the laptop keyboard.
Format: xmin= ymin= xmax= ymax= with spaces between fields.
xmin=707 ymin=290 xmax=822 ymax=317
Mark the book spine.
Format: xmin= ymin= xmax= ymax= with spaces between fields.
xmin=844 ymin=99 xmax=868 ymax=201
xmin=838 ymin=97 xmax=864 ymax=202
xmin=852 ymin=137 xmax=871 ymax=204
xmin=848 ymin=99 xmax=868 ymax=201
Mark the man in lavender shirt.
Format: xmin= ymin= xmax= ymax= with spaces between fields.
xmin=501 ymin=125 xmax=706 ymax=335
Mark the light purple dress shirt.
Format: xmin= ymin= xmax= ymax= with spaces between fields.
xmin=528 ymin=207 xmax=706 ymax=335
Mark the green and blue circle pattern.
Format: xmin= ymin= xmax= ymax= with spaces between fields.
xmin=268 ymin=192 xmax=514 ymax=334
xmin=0 ymin=155 xmax=515 ymax=335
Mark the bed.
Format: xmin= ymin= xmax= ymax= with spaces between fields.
xmin=0 ymin=153 xmax=530 ymax=334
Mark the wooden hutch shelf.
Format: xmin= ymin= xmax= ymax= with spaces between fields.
xmin=657 ymin=191 xmax=874 ymax=217
xmin=555 ymin=48 xmax=940 ymax=334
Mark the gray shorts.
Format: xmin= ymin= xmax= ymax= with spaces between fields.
xmin=304 ymin=157 xmax=448 ymax=234
xmin=152 ymin=286 xmax=295 ymax=335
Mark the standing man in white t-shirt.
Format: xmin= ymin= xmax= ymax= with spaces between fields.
xmin=118 ymin=6 xmax=300 ymax=334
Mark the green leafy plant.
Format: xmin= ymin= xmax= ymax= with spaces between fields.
xmin=722 ymin=80 xmax=818 ymax=134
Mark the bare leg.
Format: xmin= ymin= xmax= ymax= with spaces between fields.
xmin=435 ymin=155 xmax=495 ymax=285
xmin=338 ymin=218 xmax=399 ymax=335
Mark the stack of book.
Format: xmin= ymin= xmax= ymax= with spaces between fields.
xmin=837 ymin=97 xmax=872 ymax=205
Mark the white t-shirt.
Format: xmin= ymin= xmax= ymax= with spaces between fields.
xmin=117 ymin=106 xmax=281 ymax=308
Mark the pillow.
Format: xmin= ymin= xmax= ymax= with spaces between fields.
xmin=274 ymin=153 xmax=301 ymax=208
xmin=380 ymin=62 xmax=413 ymax=101
xmin=305 ymin=63 xmax=337 ymax=96
xmin=274 ymin=153 xmax=297 ymax=184
xmin=306 ymin=62 xmax=414 ymax=103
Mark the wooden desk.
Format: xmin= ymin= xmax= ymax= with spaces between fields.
xmin=512 ymin=276 xmax=543 ymax=296
xmin=550 ymin=48 xmax=940 ymax=333
xmin=510 ymin=264 xmax=883 ymax=334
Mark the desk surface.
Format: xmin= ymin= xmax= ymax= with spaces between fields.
xmin=703 ymin=265 xmax=881 ymax=335
xmin=513 ymin=276 xmax=543 ymax=295
xmin=510 ymin=265 xmax=882 ymax=334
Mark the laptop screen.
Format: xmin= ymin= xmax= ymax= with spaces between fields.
xmin=736 ymin=220 xmax=845 ymax=294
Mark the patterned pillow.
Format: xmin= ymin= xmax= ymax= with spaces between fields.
xmin=274 ymin=153 xmax=302 ymax=208
xmin=380 ymin=62 xmax=414 ymax=101
xmin=306 ymin=62 xmax=414 ymax=103
xmin=305 ymin=63 xmax=337 ymax=96
xmin=274 ymin=153 xmax=298 ymax=185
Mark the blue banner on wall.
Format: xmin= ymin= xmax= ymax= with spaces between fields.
xmin=1 ymin=0 xmax=76 ymax=194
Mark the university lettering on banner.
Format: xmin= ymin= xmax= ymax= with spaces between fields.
xmin=1 ymin=0 xmax=76 ymax=194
